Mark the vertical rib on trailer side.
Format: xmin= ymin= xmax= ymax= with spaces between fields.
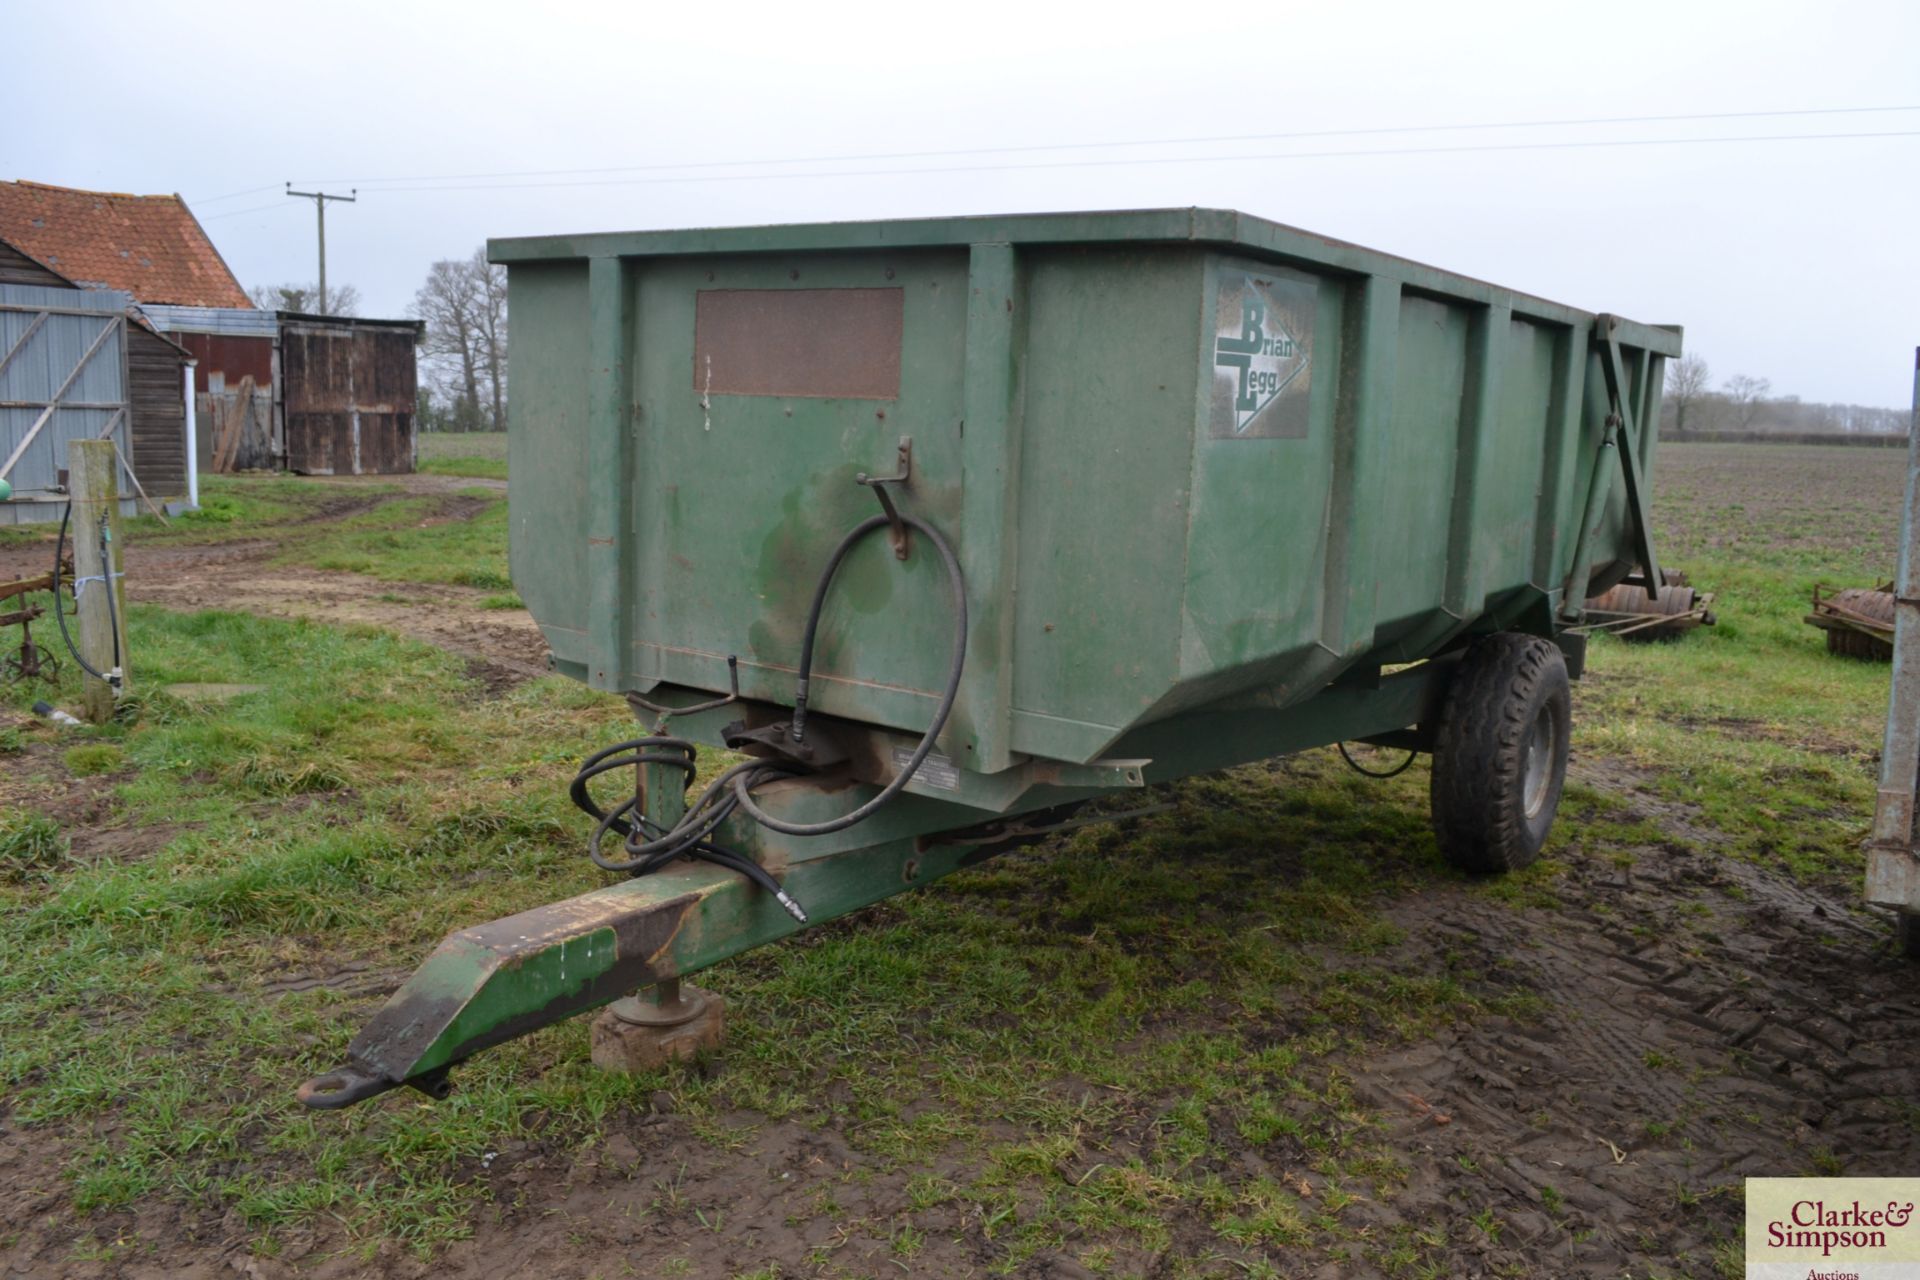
xmin=1867 ymin=347 xmax=1920 ymax=933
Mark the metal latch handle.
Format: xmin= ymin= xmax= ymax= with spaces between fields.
xmin=856 ymin=436 xmax=913 ymax=560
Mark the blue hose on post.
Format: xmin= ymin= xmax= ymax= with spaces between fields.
xmin=50 ymin=502 xmax=122 ymax=693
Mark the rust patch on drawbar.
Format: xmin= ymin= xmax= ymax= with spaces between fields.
xmin=694 ymin=288 xmax=903 ymax=400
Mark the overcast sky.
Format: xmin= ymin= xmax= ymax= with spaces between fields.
xmin=6 ymin=0 xmax=1916 ymax=407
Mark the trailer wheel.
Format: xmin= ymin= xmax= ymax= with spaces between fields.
xmin=1896 ymin=912 xmax=1920 ymax=960
xmin=1430 ymin=633 xmax=1570 ymax=874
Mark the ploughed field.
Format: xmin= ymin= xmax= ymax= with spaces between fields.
xmin=0 ymin=442 xmax=1912 ymax=1280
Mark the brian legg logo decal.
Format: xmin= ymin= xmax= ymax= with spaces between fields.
xmin=1215 ymin=294 xmax=1303 ymax=431
xmin=1209 ymin=268 xmax=1315 ymax=440
xmin=1746 ymin=1178 xmax=1920 ymax=1278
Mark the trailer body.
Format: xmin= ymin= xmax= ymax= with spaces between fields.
xmin=504 ymin=208 xmax=1670 ymax=777
xmin=300 ymin=209 xmax=1676 ymax=1108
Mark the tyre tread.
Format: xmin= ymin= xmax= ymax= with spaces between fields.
xmin=1430 ymin=633 xmax=1569 ymax=874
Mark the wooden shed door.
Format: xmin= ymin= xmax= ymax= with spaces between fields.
xmin=282 ymin=324 xmax=415 ymax=475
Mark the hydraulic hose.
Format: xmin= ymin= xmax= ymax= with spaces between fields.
xmin=50 ymin=502 xmax=120 ymax=687
xmin=568 ymin=508 xmax=968 ymax=920
xmin=731 ymin=512 xmax=967 ymax=836
xmin=1335 ymin=740 xmax=1418 ymax=779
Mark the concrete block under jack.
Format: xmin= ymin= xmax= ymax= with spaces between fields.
xmin=589 ymin=985 xmax=726 ymax=1073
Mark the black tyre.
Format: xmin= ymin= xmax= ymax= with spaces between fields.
xmin=1430 ymin=632 xmax=1571 ymax=874
xmin=1896 ymin=912 xmax=1920 ymax=960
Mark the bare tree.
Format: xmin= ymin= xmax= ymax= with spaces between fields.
xmin=413 ymin=259 xmax=485 ymax=431
xmin=1723 ymin=373 xmax=1772 ymax=431
xmin=469 ymin=247 xmax=508 ymax=432
xmin=1665 ymin=354 xmax=1711 ymax=435
xmin=411 ymin=251 xmax=508 ymax=432
xmin=247 ymin=281 xmax=361 ymax=315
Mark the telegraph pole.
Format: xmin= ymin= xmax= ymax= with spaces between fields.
xmin=285 ymin=184 xmax=357 ymax=313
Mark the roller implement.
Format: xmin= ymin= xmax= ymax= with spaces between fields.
xmin=1808 ymin=583 xmax=1895 ymax=660
xmin=300 ymin=209 xmax=1677 ymax=1109
xmin=1580 ymin=569 xmax=1715 ymax=641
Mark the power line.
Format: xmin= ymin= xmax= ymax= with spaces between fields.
xmin=300 ymin=103 xmax=1920 ymax=189
xmin=199 ymin=200 xmax=301 ymax=222
xmin=188 ymin=182 xmax=286 ymax=207
xmin=309 ymin=128 xmax=1920 ymax=196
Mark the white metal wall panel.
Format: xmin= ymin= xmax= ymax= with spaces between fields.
xmin=0 ymin=285 xmax=133 ymax=525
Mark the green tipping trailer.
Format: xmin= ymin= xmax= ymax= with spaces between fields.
xmin=300 ymin=208 xmax=1676 ymax=1109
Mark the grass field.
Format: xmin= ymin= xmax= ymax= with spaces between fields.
xmin=416 ymin=431 xmax=509 ymax=481
xmin=0 ymin=442 xmax=1912 ymax=1279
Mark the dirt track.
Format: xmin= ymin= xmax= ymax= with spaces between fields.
xmin=0 ymin=475 xmax=551 ymax=685
xmin=1350 ymin=780 xmax=1919 ymax=1277
xmin=121 ymin=541 xmax=551 ymax=683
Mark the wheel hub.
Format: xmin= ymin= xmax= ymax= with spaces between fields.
xmin=1522 ymin=707 xmax=1555 ymax=819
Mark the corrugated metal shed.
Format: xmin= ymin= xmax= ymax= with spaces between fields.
xmin=139 ymin=304 xmax=278 ymax=338
xmin=143 ymin=304 xmax=278 ymax=471
xmin=0 ymin=284 xmax=134 ymax=525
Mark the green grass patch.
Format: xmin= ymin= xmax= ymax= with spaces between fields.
xmin=0 ymin=810 xmax=69 ymax=881
xmin=0 ymin=607 xmax=1495 ymax=1255
xmin=416 ymin=432 xmax=506 ymax=465
xmin=63 ymin=743 xmax=125 ymax=776
xmin=290 ymin=491 xmax=510 ymax=588
xmin=417 ymin=432 xmax=507 ymax=476
xmin=418 ymin=455 xmax=508 ymax=481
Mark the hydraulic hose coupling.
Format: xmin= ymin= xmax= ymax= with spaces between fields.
xmin=790 ymin=679 xmax=810 ymax=743
xmin=772 ymin=887 xmax=808 ymax=924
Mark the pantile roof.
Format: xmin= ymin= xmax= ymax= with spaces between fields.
xmin=0 ymin=180 xmax=251 ymax=309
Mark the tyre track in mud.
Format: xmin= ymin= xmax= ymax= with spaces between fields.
xmin=1348 ymin=761 xmax=1920 ymax=1277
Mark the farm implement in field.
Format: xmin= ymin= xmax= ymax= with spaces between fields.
xmin=0 ymin=558 xmax=70 ymax=686
xmin=1808 ymin=582 xmax=1896 ymax=660
xmin=1579 ymin=568 xmax=1715 ymax=641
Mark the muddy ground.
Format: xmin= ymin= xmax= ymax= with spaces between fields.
xmin=3 ymin=460 xmax=1918 ymax=1279
xmin=11 ymin=765 xmax=1910 ymax=1280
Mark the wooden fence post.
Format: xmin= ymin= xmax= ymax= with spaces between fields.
xmin=68 ymin=440 xmax=128 ymax=723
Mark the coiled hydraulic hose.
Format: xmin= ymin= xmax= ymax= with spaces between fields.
xmin=569 ymin=511 xmax=967 ymax=922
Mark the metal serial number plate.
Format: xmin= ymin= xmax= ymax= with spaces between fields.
xmin=890 ymin=744 xmax=960 ymax=791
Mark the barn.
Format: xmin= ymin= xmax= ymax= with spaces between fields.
xmin=0 ymin=231 xmax=195 ymax=523
xmin=0 ymin=180 xmax=251 ymax=514
xmin=0 ymin=179 xmax=423 ymax=482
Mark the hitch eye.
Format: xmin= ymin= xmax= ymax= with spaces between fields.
xmin=297 ymin=1064 xmax=399 ymax=1110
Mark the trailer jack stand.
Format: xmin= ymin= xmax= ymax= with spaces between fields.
xmin=591 ymin=977 xmax=726 ymax=1073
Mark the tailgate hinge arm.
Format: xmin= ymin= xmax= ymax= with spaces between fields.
xmin=1560 ymin=315 xmax=1664 ymax=619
